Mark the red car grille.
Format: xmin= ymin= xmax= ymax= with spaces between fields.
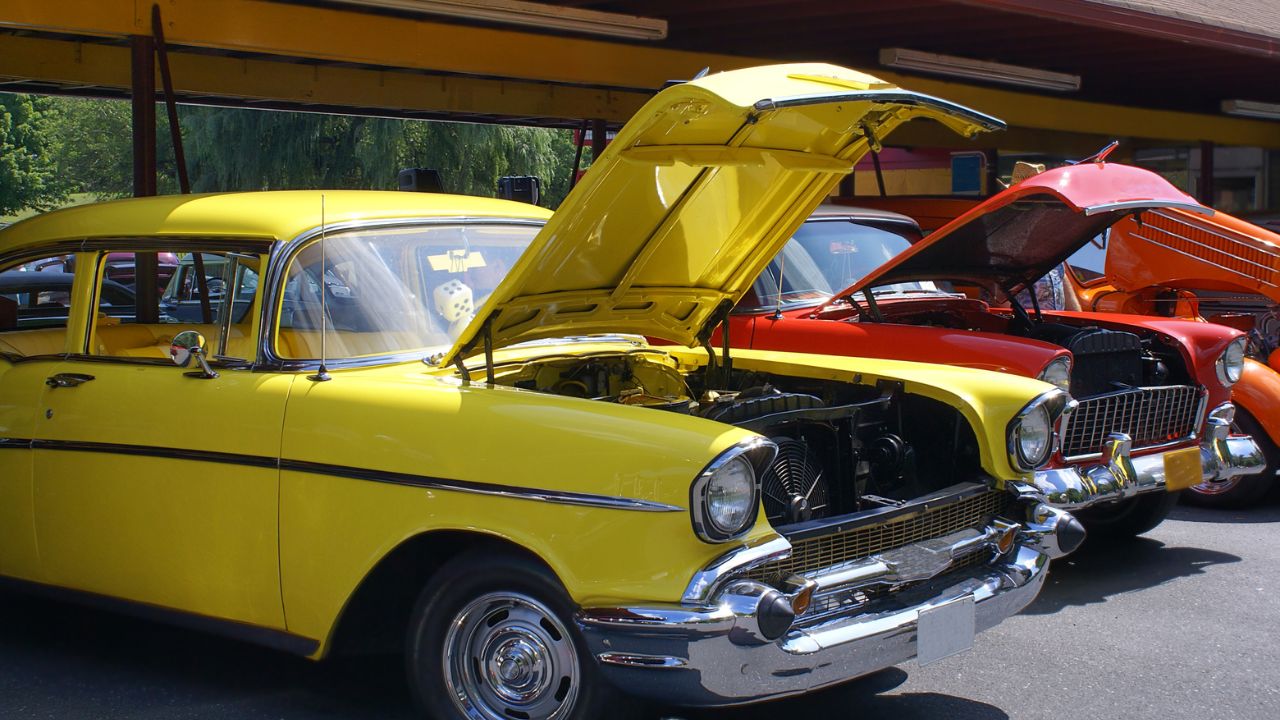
xmin=1063 ymin=385 xmax=1202 ymax=458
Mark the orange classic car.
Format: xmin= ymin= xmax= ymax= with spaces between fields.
xmin=1063 ymin=205 xmax=1280 ymax=506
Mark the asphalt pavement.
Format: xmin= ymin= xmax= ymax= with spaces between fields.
xmin=1 ymin=501 xmax=1277 ymax=720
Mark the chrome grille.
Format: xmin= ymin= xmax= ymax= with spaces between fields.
xmin=743 ymin=490 xmax=1011 ymax=583
xmin=1063 ymin=385 xmax=1202 ymax=458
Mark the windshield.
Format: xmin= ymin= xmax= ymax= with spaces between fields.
xmin=742 ymin=218 xmax=937 ymax=311
xmin=276 ymin=223 xmax=539 ymax=360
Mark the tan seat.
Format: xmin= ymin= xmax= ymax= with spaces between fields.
xmin=94 ymin=324 xmax=254 ymax=360
xmin=0 ymin=327 xmax=68 ymax=357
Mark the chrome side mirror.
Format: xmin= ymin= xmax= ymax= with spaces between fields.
xmin=170 ymin=330 xmax=218 ymax=379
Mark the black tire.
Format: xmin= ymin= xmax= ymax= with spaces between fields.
xmin=405 ymin=551 xmax=633 ymax=720
xmin=1078 ymin=490 xmax=1180 ymax=540
xmin=1183 ymin=407 xmax=1277 ymax=509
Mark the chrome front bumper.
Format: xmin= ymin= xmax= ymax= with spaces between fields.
xmin=577 ymin=517 xmax=1064 ymax=707
xmin=1029 ymin=404 xmax=1265 ymax=510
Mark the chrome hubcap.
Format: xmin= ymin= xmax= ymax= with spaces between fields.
xmin=443 ymin=592 xmax=579 ymax=720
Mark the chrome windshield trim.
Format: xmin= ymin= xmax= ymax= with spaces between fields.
xmin=259 ymin=216 xmax=548 ymax=370
xmin=681 ymin=536 xmax=793 ymax=605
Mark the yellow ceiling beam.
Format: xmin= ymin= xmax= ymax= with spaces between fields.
xmin=0 ymin=34 xmax=647 ymax=123
xmin=2 ymin=0 xmax=1278 ymax=147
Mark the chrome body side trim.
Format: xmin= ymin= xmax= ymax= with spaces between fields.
xmin=1 ymin=436 xmax=680 ymax=513
xmin=1030 ymin=404 xmax=1264 ymax=509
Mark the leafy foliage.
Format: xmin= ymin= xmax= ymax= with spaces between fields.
xmin=1 ymin=92 xmax=585 ymax=214
xmin=0 ymin=95 xmax=69 ymax=215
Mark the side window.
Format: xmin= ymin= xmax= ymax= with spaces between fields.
xmin=89 ymin=250 xmax=263 ymax=361
xmin=0 ymin=253 xmax=82 ymax=358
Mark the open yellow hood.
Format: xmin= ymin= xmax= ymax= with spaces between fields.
xmin=441 ymin=63 xmax=1003 ymax=366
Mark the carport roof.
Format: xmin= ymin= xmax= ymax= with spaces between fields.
xmin=1093 ymin=0 xmax=1280 ymax=45
xmin=553 ymin=0 xmax=1280 ymax=113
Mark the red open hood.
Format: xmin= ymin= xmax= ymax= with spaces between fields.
xmin=840 ymin=162 xmax=1210 ymax=299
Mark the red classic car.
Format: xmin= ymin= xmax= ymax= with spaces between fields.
xmin=724 ymin=161 xmax=1263 ymax=536
xmin=1063 ymin=204 xmax=1280 ymax=506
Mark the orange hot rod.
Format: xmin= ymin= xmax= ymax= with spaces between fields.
xmin=1063 ymin=205 xmax=1280 ymax=506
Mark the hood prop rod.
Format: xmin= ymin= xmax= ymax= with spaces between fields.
xmin=1004 ymin=282 xmax=1039 ymax=326
xmin=698 ymin=300 xmax=735 ymax=388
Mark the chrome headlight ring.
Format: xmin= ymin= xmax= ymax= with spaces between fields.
xmin=1037 ymin=356 xmax=1072 ymax=393
xmin=690 ymin=437 xmax=777 ymax=543
xmin=1215 ymin=337 xmax=1247 ymax=387
xmin=1007 ymin=389 xmax=1070 ymax=472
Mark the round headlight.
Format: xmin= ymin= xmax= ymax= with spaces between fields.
xmin=1012 ymin=403 xmax=1053 ymax=470
xmin=1037 ymin=356 xmax=1072 ymax=393
xmin=704 ymin=455 xmax=757 ymax=537
xmin=1216 ymin=337 xmax=1246 ymax=387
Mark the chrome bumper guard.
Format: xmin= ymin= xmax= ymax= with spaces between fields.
xmin=577 ymin=505 xmax=1067 ymax=707
xmin=1030 ymin=403 xmax=1264 ymax=510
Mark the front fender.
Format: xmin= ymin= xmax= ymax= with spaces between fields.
xmin=275 ymin=364 xmax=769 ymax=649
xmin=1231 ymin=359 xmax=1280 ymax=446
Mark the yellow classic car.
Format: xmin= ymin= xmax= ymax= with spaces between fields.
xmin=0 ymin=64 xmax=1082 ymax=718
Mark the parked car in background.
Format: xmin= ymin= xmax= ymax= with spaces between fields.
xmin=0 ymin=270 xmax=135 ymax=334
xmin=728 ymin=162 xmax=1263 ymax=538
xmin=1062 ymin=205 xmax=1280 ymax=506
xmin=0 ymin=64 xmax=1081 ymax=720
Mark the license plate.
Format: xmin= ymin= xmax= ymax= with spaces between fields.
xmin=917 ymin=594 xmax=975 ymax=666
xmin=1163 ymin=446 xmax=1202 ymax=492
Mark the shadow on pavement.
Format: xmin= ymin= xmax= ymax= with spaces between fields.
xmin=1023 ymin=536 xmax=1240 ymax=616
xmin=1169 ymin=503 xmax=1280 ymax=525
xmin=673 ymin=668 xmax=1008 ymax=720
xmin=0 ymin=589 xmax=416 ymax=720
xmin=0 ymin=589 xmax=1007 ymax=720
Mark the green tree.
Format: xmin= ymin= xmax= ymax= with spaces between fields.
xmin=21 ymin=95 xmax=586 ymax=209
xmin=0 ymin=94 xmax=69 ymax=214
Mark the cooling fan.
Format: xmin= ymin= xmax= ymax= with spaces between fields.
xmin=761 ymin=436 xmax=829 ymax=525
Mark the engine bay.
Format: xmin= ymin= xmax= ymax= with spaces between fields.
xmin=492 ymin=350 xmax=983 ymax=528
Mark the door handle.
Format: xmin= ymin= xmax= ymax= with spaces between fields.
xmin=46 ymin=373 xmax=95 ymax=388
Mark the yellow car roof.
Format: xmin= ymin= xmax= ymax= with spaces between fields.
xmin=0 ymin=190 xmax=552 ymax=252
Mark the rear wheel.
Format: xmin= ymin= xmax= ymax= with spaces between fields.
xmin=1078 ymin=490 xmax=1180 ymax=540
xmin=1184 ymin=407 xmax=1276 ymax=509
xmin=405 ymin=551 xmax=631 ymax=720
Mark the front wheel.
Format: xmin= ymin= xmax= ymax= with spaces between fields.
xmin=406 ymin=552 xmax=630 ymax=720
xmin=1077 ymin=490 xmax=1180 ymax=540
xmin=1184 ymin=407 xmax=1277 ymax=509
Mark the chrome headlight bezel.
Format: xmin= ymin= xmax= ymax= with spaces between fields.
xmin=1215 ymin=337 xmax=1247 ymax=387
xmin=1037 ymin=356 xmax=1073 ymax=393
xmin=690 ymin=438 xmax=776 ymax=543
xmin=1007 ymin=389 xmax=1070 ymax=471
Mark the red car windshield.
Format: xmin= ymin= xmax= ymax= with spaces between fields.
xmin=742 ymin=218 xmax=938 ymax=311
